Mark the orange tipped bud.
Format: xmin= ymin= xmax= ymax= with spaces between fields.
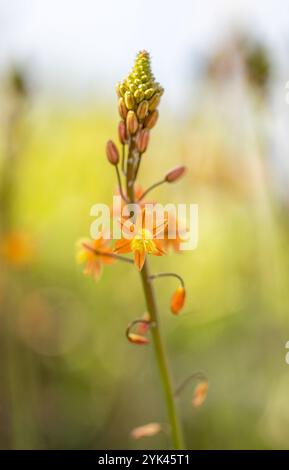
xmin=106 ymin=140 xmax=119 ymax=166
xmin=128 ymin=333 xmax=150 ymax=345
xmin=118 ymin=121 xmax=127 ymax=145
xmin=144 ymin=110 xmax=159 ymax=129
xmin=118 ymin=97 xmax=127 ymax=120
xmin=192 ymin=381 xmax=209 ymax=408
xmin=165 ymin=166 xmax=186 ymax=183
xmin=131 ymin=422 xmax=162 ymax=440
xmin=137 ymin=100 xmax=149 ymax=120
xmin=148 ymin=92 xmax=161 ymax=111
xmin=170 ymin=286 xmax=186 ymax=314
xmin=126 ymin=110 xmax=139 ymax=135
xmin=136 ymin=129 xmax=150 ymax=153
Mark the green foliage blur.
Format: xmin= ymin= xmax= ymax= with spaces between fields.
xmin=0 ymin=49 xmax=289 ymax=450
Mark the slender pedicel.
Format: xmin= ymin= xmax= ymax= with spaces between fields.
xmin=137 ymin=179 xmax=166 ymax=202
xmin=148 ymin=272 xmax=185 ymax=289
xmin=82 ymin=242 xmax=133 ymax=264
xmin=174 ymin=372 xmax=208 ymax=398
xmin=115 ymin=165 xmax=129 ymax=202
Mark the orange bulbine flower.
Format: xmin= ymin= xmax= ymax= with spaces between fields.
xmin=76 ymin=237 xmax=115 ymax=281
xmin=0 ymin=231 xmax=34 ymax=266
xmin=114 ymin=210 xmax=166 ymax=271
xmin=163 ymin=210 xmax=187 ymax=252
xmin=192 ymin=381 xmax=209 ymax=408
xmin=170 ymin=286 xmax=186 ymax=314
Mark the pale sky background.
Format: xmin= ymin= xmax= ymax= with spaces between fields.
xmin=1 ymin=0 xmax=289 ymax=108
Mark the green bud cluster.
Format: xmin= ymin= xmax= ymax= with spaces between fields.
xmin=116 ymin=50 xmax=164 ymax=116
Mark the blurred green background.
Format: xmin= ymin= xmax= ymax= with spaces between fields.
xmin=0 ymin=0 xmax=289 ymax=450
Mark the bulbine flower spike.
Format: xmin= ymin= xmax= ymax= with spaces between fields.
xmin=131 ymin=422 xmax=162 ymax=440
xmin=171 ymin=286 xmax=186 ymax=314
xmin=78 ymin=50 xmax=196 ymax=449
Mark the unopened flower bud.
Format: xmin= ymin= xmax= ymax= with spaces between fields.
xmin=144 ymin=88 xmax=155 ymax=100
xmin=134 ymin=89 xmax=144 ymax=103
xmin=106 ymin=140 xmax=119 ymax=166
xmin=148 ymin=93 xmax=160 ymax=111
xmin=136 ymin=129 xmax=150 ymax=153
xmin=118 ymin=121 xmax=127 ymax=145
xmin=128 ymin=333 xmax=150 ymax=345
xmin=115 ymin=83 xmax=122 ymax=98
xmin=126 ymin=110 xmax=138 ymax=135
xmin=119 ymin=83 xmax=127 ymax=96
xmin=165 ymin=166 xmax=186 ymax=183
xmin=170 ymin=286 xmax=186 ymax=314
xmin=192 ymin=381 xmax=209 ymax=408
xmin=124 ymin=91 xmax=135 ymax=110
xmin=144 ymin=110 xmax=159 ymax=129
xmin=118 ymin=97 xmax=127 ymax=120
xmin=137 ymin=100 xmax=149 ymax=120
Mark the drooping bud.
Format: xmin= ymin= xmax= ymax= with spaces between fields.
xmin=127 ymin=333 xmax=150 ymax=345
xmin=124 ymin=91 xmax=135 ymax=110
xmin=126 ymin=110 xmax=138 ymax=135
xmin=192 ymin=381 xmax=209 ymax=408
xmin=137 ymin=100 xmax=149 ymax=120
xmin=118 ymin=121 xmax=127 ymax=145
xmin=170 ymin=286 xmax=186 ymax=314
xmin=148 ymin=93 xmax=160 ymax=111
xmin=106 ymin=140 xmax=119 ymax=166
xmin=118 ymin=97 xmax=127 ymax=120
xmin=136 ymin=129 xmax=150 ymax=153
xmin=144 ymin=110 xmax=159 ymax=129
xmin=131 ymin=423 xmax=162 ymax=440
xmin=136 ymin=313 xmax=151 ymax=335
xmin=165 ymin=166 xmax=186 ymax=183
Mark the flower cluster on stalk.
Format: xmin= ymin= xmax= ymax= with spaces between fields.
xmin=77 ymin=50 xmax=188 ymax=332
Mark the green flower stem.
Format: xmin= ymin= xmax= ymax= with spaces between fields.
xmin=126 ymin=141 xmax=184 ymax=450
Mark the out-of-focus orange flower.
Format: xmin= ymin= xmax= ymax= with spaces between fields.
xmin=0 ymin=231 xmax=34 ymax=266
xmin=192 ymin=381 xmax=209 ymax=408
xmin=114 ymin=209 xmax=166 ymax=271
xmin=170 ymin=286 xmax=186 ymax=314
xmin=163 ymin=210 xmax=187 ymax=252
xmin=76 ymin=237 xmax=115 ymax=281
xmin=131 ymin=422 xmax=162 ymax=440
